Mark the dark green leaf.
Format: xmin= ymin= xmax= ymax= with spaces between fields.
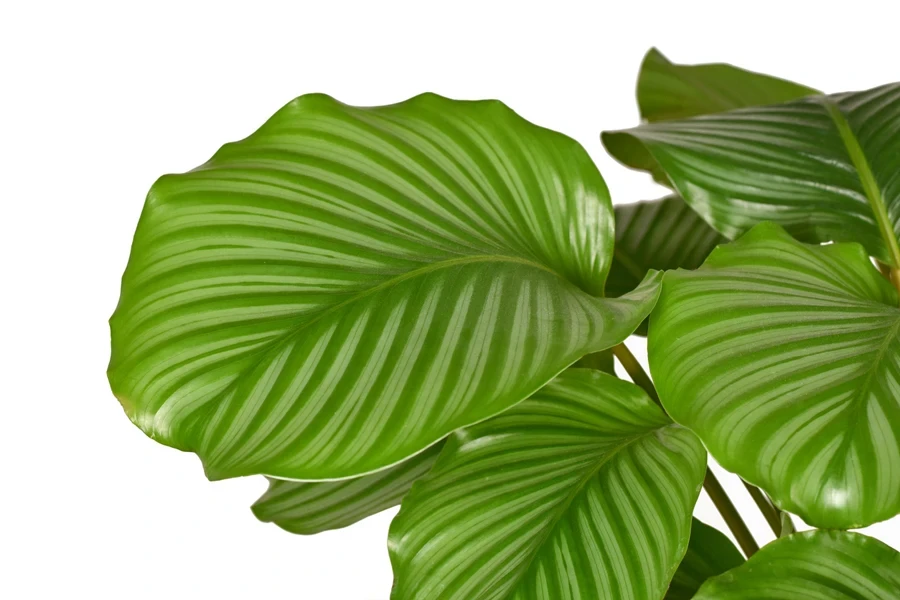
xmin=610 ymin=196 xmax=725 ymax=334
xmin=694 ymin=530 xmax=900 ymax=599
xmin=108 ymin=93 xmax=661 ymax=481
xmin=650 ymin=222 xmax=900 ymax=528
xmin=604 ymin=83 xmax=900 ymax=264
xmin=252 ymin=442 xmax=442 ymax=535
xmin=389 ymin=369 xmax=707 ymax=600
xmin=605 ymin=48 xmax=817 ymax=184
xmin=573 ymin=349 xmax=616 ymax=374
xmin=665 ymin=518 xmax=744 ymax=600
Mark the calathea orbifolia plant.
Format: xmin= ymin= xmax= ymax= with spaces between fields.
xmin=108 ymin=49 xmax=900 ymax=598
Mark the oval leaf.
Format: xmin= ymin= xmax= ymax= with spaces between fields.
xmin=650 ymin=222 xmax=900 ymax=528
xmin=108 ymin=93 xmax=661 ymax=481
xmin=694 ymin=530 xmax=900 ymax=599
xmin=604 ymin=83 xmax=900 ymax=264
xmin=389 ymin=369 xmax=707 ymax=600
xmin=666 ymin=518 xmax=744 ymax=600
xmin=604 ymin=48 xmax=817 ymax=184
xmin=610 ymin=195 xmax=725 ymax=335
xmin=252 ymin=442 xmax=441 ymax=535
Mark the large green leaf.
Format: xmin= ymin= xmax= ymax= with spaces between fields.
xmin=604 ymin=48 xmax=817 ymax=183
xmin=251 ymin=442 xmax=442 ymax=535
xmin=693 ymin=530 xmax=900 ymax=599
xmin=108 ymin=93 xmax=661 ymax=481
xmin=649 ymin=222 xmax=900 ymax=528
xmin=609 ymin=196 xmax=725 ymax=335
xmin=603 ymin=83 xmax=900 ymax=264
xmin=389 ymin=369 xmax=707 ymax=600
xmin=665 ymin=518 xmax=744 ymax=600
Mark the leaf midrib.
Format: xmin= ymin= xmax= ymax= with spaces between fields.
xmin=504 ymin=427 xmax=660 ymax=598
xmin=183 ymin=253 xmax=562 ymax=444
xmin=822 ymin=99 xmax=900 ymax=271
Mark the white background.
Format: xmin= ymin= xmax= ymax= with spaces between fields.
xmin=4 ymin=1 xmax=900 ymax=598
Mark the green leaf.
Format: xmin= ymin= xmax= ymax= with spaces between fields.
xmin=573 ymin=349 xmax=616 ymax=374
xmin=603 ymin=83 xmax=900 ymax=264
xmin=610 ymin=195 xmax=725 ymax=334
xmin=389 ymin=369 xmax=707 ymax=600
xmin=665 ymin=518 xmax=744 ymax=600
xmin=604 ymin=48 xmax=817 ymax=184
xmin=251 ymin=442 xmax=442 ymax=535
xmin=108 ymin=93 xmax=662 ymax=481
xmin=649 ymin=222 xmax=900 ymax=529
xmin=693 ymin=530 xmax=900 ymax=599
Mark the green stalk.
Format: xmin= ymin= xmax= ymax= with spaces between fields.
xmin=613 ymin=342 xmax=759 ymax=556
xmin=742 ymin=480 xmax=783 ymax=537
xmin=825 ymin=100 xmax=900 ymax=294
xmin=706 ymin=469 xmax=759 ymax=557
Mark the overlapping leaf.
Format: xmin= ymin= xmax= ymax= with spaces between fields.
xmin=604 ymin=48 xmax=817 ymax=184
xmin=666 ymin=518 xmax=744 ymax=600
xmin=108 ymin=93 xmax=661 ymax=481
xmin=609 ymin=196 xmax=724 ymax=335
xmin=252 ymin=442 xmax=442 ymax=535
xmin=389 ymin=369 xmax=706 ymax=600
xmin=604 ymin=82 xmax=900 ymax=264
xmin=694 ymin=531 xmax=900 ymax=599
xmin=649 ymin=222 xmax=900 ymax=528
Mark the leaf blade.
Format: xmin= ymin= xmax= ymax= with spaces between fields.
xmin=665 ymin=518 xmax=744 ymax=600
xmin=389 ymin=369 xmax=707 ymax=600
xmin=649 ymin=222 xmax=900 ymax=528
xmin=693 ymin=531 xmax=900 ymax=599
xmin=109 ymin=94 xmax=660 ymax=480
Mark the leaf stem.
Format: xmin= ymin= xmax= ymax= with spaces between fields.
xmin=742 ymin=480 xmax=782 ymax=536
xmin=825 ymin=100 xmax=900 ymax=294
xmin=613 ymin=342 xmax=760 ymax=556
xmin=611 ymin=343 xmax=660 ymax=406
xmin=706 ymin=469 xmax=759 ymax=557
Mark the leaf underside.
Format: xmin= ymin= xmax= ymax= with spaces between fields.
xmin=693 ymin=530 xmax=900 ymax=599
xmin=650 ymin=222 xmax=900 ymax=528
xmin=389 ymin=369 xmax=706 ymax=600
xmin=108 ymin=93 xmax=660 ymax=481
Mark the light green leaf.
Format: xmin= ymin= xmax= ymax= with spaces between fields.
xmin=665 ymin=518 xmax=744 ymax=600
xmin=693 ymin=530 xmax=900 ymax=599
xmin=389 ymin=369 xmax=707 ymax=600
xmin=649 ymin=222 xmax=900 ymax=528
xmin=251 ymin=442 xmax=442 ymax=535
xmin=610 ymin=195 xmax=725 ymax=334
xmin=603 ymin=83 xmax=900 ymax=264
xmin=604 ymin=48 xmax=817 ymax=184
xmin=108 ymin=93 xmax=661 ymax=481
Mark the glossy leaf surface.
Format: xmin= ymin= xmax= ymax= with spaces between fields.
xmin=109 ymin=93 xmax=661 ymax=481
xmin=604 ymin=48 xmax=817 ymax=183
xmin=609 ymin=196 xmax=724 ymax=335
xmin=604 ymin=83 xmax=900 ymax=264
xmin=389 ymin=369 xmax=706 ymax=600
xmin=650 ymin=223 xmax=900 ymax=528
xmin=665 ymin=518 xmax=744 ymax=600
xmin=694 ymin=530 xmax=900 ymax=599
xmin=252 ymin=442 xmax=442 ymax=535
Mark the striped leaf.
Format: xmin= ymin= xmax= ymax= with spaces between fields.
xmin=108 ymin=93 xmax=662 ymax=481
xmin=605 ymin=48 xmax=817 ymax=184
xmin=610 ymin=195 xmax=725 ymax=334
xmin=252 ymin=442 xmax=442 ymax=535
xmin=693 ymin=530 xmax=900 ymax=599
xmin=649 ymin=222 xmax=900 ymax=529
xmin=603 ymin=82 xmax=900 ymax=264
xmin=665 ymin=518 xmax=744 ymax=600
xmin=389 ymin=369 xmax=707 ymax=600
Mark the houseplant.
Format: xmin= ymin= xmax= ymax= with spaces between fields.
xmin=108 ymin=49 xmax=900 ymax=598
